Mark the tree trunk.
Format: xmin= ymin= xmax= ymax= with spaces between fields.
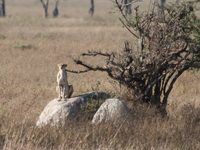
xmin=53 ymin=0 xmax=59 ymax=17
xmin=0 ymin=0 xmax=6 ymax=17
xmin=124 ymin=0 xmax=132 ymax=16
xmin=158 ymin=0 xmax=166 ymax=21
xmin=40 ymin=0 xmax=49 ymax=18
xmin=44 ymin=6 xmax=48 ymax=18
xmin=89 ymin=0 xmax=94 ymax=16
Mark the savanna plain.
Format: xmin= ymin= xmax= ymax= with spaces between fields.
xmin=1 ymin=0 xmax=200 ymax=149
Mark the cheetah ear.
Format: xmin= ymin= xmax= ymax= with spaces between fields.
xmin=64 ymin=64 xmax=68 ymax=67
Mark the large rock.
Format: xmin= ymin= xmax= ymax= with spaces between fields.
xmin=36 ymin=91 xmax=110 ymax=127
xmin=92 ymin=98 xmax=130 ymax=124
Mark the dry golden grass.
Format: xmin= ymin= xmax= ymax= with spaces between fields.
xmin=1 ymin=0 xmax=200 ymax=149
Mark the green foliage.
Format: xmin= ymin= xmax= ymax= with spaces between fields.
xmin=14 ymin=44 xmax=33 ymax=50
xmin=82 ymin=98 xmax=104 ymax=113
xmin=0 ymin=35 xmax=6 ymax=39
xmin=41 ymin=33 xmax=49 ymax=38
xmin=107 ymin=90 xmax=116 ymax=98
xmin=192 ymin=68 xmax=199 ymax=74
xmin=117 ymin=0 xmax=200 ymax=107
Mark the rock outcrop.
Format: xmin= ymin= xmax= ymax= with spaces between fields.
xmin=36 ymin=91 xmax=110 ymax=127
xmin=92 ymin=98 xmax=130 ymax=124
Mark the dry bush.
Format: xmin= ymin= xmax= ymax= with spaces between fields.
xmin=69 ymin=0 xmax=200 ymax=117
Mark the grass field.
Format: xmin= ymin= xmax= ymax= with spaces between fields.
xmin=1 ymin=0 xmax=200 ymax=149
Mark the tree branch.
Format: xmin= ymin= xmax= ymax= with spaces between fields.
xmin=74 ymin=59 xmax=107 ymax=72
xmin=40 ymin=0 xmax=45 ymax=8
xmin=65 ymin=69 xmax=91 ymax=74
xmin=81 ymin=51 xmax=112 ymax=57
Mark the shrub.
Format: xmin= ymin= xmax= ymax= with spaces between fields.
xmin=67 ymin=0 xmax=200 ymax=115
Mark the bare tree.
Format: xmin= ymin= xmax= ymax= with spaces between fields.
xmin=53 ymin=0 xmax=59 ymax=17
xmin=66 ymin=0 xmax=200 ymax=115
xmin=89 ymin=0 xmax=94 ymax=16
xmin=40 ymin=0 xmax=49 ymax=18
xmin=0 ymin=0 xmax=6 ymax=17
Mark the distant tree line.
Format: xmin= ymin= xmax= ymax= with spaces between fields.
xmin=0 ymin=0 xmax=166 ymax=19
xmin=40 ymin=0 xmax=95 ymax=18
xmin=0 ymin=0 xmax=95 ymax=18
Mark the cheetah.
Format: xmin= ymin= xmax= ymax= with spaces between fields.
xmin=57 ymin=63 xmax=73 ymax=101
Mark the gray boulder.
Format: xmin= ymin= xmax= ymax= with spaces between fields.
xmin=36 ymin=91 xmax=110 ymax=127
xmin=92 ymin=98 xmax=130 ymax=124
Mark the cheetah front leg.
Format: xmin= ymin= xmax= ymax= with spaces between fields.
xmin=58 ymin=85 xmax=62 ymax=101
xmin=62 ymin=85 xmax=66 ymax=101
